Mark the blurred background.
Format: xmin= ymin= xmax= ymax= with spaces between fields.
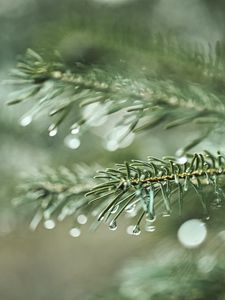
xmin=1 ymin=0 xmax=225 ymax=299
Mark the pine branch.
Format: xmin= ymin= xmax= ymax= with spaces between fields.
xmin=14 ymin=152 xmax=225 ymax=235
xmin=5 ymin=42 xmax=225 ymax=150
xmin=14 ymin=164 xmax=99 ymax=231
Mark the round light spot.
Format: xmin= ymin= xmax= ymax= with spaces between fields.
xmin=177 ymin=219 xmax=207 ymax=248
xmin=44 ymin=219 xmax=55 ymax=230
xmin=69 ymin=227 xmax=81 ymax=238
xmin=49 ymin=128 xmax=58 ymax=137
xmin=64 ymin=135 xmax=80 ymax=149
xmin=77 ymin=214 xmax=88 ymax=225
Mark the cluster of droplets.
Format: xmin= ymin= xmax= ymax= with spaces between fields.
xmin=48 ymin=123 xmax=58 ymax=137
xmin=41 ymin=212 xmax=88 ymax=238
xmin=104 ymin=199 xmax=158 ymax=236
xmin=48 ymin=121 xmax=82 ymax=150
xmin=69 ymin=214 xmax=88 ymax=238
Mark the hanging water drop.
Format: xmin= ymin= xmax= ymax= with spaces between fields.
xmin=70 ymin=123 xmax=80 ymax=135
xmin=109 ymin=219 xmax=117 ymax=231
xmin=162 ymin=211 xmax=171 ymax=217
xmin=145 ymin=218 xmax=156 ymax=232
xmin=125 ymin=203 xmax=136 ymax=213
xmin=48 ymin=126 xmax=58 ymax=137
xmin=111 ymin=205 xmax=119 ymax=214
xmin=69 ymin=227 xmax=81 ymax=237
xmin=204 ymin=215 xmax=210 ymax=221
xmin=20 ymin=115 xmax=33 ymax=127
xmin=146 ymin=215 xmax=156 ymax=223
xmin=184 ymin=177 xmax=188 ymax=191
xmin=44 ymin=219 xmax=56 ymax=230
xmin=132 ymin=225 xmax=141 ymax=236
xmin=145 ymin=224 xmax=156 ymax=232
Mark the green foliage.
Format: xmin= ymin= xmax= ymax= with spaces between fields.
xmin=119 ymin=247 xmax=225 ymax=300
xmin=6 ymin=37 xmax=225 ymax=234
xmin=14 ymin=151 xmax=225 ymax=234
xmin=5 ymin=39 xmax=225 ymax=151
xmin=13 ymin=164 xmax=98 ymax=230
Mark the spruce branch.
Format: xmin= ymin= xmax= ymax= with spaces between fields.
xmin=5 ymin=42 xmax=225 ymax=150
xmin=14 ymin=152 xmax=225 ymax=235
xmin=13 ymin=164 xmax=99 ymax=231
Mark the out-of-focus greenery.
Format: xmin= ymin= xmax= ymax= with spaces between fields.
xmin=1 ymin=1 xmax=225 ymax=300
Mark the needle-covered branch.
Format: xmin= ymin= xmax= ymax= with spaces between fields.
xmin=14 ymin=151 xmax=225 ymax=235
xmin=5 ymin=39 xmax=225 ymax=150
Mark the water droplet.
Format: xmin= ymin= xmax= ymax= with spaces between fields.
xmin=162 ymin=211 xmax=171 ymax=217
xmin=64 ymin=135 xmax=81 ymax=149
xmin=70 ymin=123 xmax=80 ymax=135
xmin=132 ymin=225 xmax=141 ymax=236
xmin=145 ymin=224 xmax=156 ymax=232
xmin=145 ymin=217 xmax=156 ymax=232
xmin=69 ymin=227 xmax=81 ymax=237
xmin=177 ymin=219 xmax=207 ymax=248
xmin=77 ymin=214 xmax=88 ymax=225
xmin=109 ymin=220 xmax=117 ymax=231
xmin=111 ymin=205 xmax=119 ymax=214
xmin=146 ymin=215 xmax=156 ymax=223
xmin=204 ymin=215 xmax=210 ymax=221
xmin=20 ymin=115 xmax=32 ymax=127
xmin=176 ymin=156 xmax=188 ymax=164
xmin=174 ymin=175 xmax=179 ymax=184
xmin=125 ymin=203 xmax=136 ymax=213
xmin=48 ymin=124 xmax=58 ymax=137
xmin=44 ymin=219 xmax=55 ymax=230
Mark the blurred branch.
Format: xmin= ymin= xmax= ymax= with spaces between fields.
xmin=5 ymin=39 xmax=225 ymax=150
